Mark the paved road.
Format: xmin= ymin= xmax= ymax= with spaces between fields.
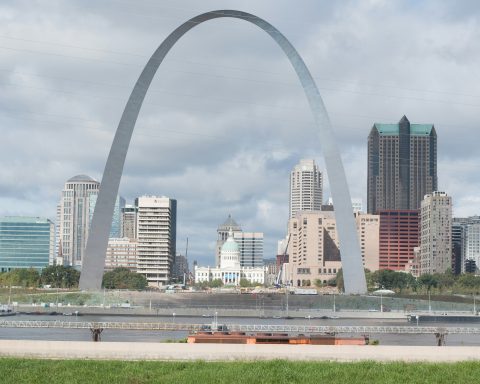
xmin=1 ymin=340 xmax=480 ymax=362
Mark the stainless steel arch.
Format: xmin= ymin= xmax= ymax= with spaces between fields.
xmin=79 ymin=9 xmax=367 ymax=294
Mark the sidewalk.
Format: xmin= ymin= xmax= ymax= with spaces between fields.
xmin=1 ymin=340 xmax=480 ymax=362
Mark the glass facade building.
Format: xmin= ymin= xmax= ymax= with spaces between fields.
xmin=0 ymin=216 xmax=54 ymax=272
xmin=89 ymin=194 xmax=125 ymax=238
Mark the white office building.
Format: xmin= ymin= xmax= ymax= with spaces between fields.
xmin=420 ymin=192 xmax=452 ymax=274
xmin=289 ymin=159 xmax=323 ymax=218
xmin=135 ymin=196 xmax=177 ymax=286
xmin=465 ymin=223 xmax=480 ymax=272
xmin=57 ymin=175 xmax=99 ymax=268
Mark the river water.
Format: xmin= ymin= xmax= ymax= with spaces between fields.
xmin=2 ymin=313 xmax=480 ymax=346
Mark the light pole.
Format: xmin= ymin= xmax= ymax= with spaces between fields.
xmin=428 ymin=291 xmax=432 ymax=313
xmin=172 ymin=312 xmax=176 ymax=324
xmin=380 ymin=294 xmax=383 ymax=313
xmin=7 ymin=284 xmax=12 ymax=306
xmin=333 ymin=294 xmax=336 ymax=313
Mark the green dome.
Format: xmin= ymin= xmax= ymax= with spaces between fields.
xmin=221 ymin=237 xmax=239 ymax=253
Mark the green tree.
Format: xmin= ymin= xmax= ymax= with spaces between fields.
xmin=209 ymin=278 xmax=224 ymax=288
xmin=418 ymin=273 xmax=438 ymax=292
xmin=332 ymin=269 xmax=344 ymax=291
xmin=1 ymin=268 xmax=40 ymax=287
xmin=433 ymin=271 xmax=456 ymax=292
xmin=239 ymin=278 xmax=254 ymax=288
xmin=370 ymin=269 xmax=416 ymax=293
xmin=40 ymin=265 xmax=80 ymax=288
xmin=458 ymin=274 xmax=480 ymax=291
xmin=102 ymin=268 xmax=147 ymax=290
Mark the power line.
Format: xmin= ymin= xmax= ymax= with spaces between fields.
xmin=1 ymin=65 xmax=477 ymax=112
xmin=2 ymin=33 xmax=480 ymax=100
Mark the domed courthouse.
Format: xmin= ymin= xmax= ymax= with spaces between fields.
xmin=195 ymin=230 xmax=266 ymax=286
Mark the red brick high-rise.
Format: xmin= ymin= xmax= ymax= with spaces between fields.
xmin=379 ymin=210 xmax=419 ymax=270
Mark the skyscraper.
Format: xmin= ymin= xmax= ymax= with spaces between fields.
xmin=368 ymin=116 xmax=437 ymax=213
xmin=135 ymin=196 xmax=177 ymax=286
xmin=121 ymin=204 xmax=137 ymax=240
xmin=465 ymin=223 xmax=480 ymax=273
xmin=451 ymin=221 xmax=464 ymax=275
xmin=57 ymin=175 xmax=99 ymax=267
xmin=420 ymin=192 xmax=452 ymax=274
xmin=88 ymin=194 xmax=125 ymax=238
xmin=289 ymin=159 xmax=323 ymax=218
xmin=57 ymin=175 xmax=126 ymax=268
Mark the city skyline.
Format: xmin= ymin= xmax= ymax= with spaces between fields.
xmin=2 ymin=1 xmax=480 ymax=268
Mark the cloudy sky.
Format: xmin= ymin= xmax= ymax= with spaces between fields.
xmin=1 ymin=0 xmax=480 ymax=266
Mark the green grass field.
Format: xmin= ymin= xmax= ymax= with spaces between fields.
xmin=2 ymin=359 xmax=480 ymax=384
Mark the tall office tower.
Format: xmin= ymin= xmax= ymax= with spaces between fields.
xmin=289 ymin=159 xmax=323 ymax=218
xmin=368 ymin=116 xmax=437 ymax=213
xmin=379 ymin=210 xmax=420 ymax=270
xmin=54 ymin=204 xmax=61 ymax=265
xmin=452 ymin=219 xmax=466 ymax=275
xmin=215 ymin=215 xmax=242 ymax=267
xmin=0 ymin=217 xmax=54 ymax=272
xmin=420 ymin=192 xmax=452 ymax=274
xmin=88 ymin=194 xmax=125 ymax=238
xmin=233 ymin=232 xmax=264 ymax=267
xmin=452 ymin=216 xmax=480 ymax=273
xmin=465 ymin=223 xmax=480 ymax=273
xmin=135 ymin=196 xmax=177 ymax=286
xmin=121 ymin=204 xmax=137 ymax=240
xmin=57 ymin=175 xmax=99 ymax=267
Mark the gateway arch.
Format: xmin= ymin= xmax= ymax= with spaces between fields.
xmin=79 ymin=10 xmax=367 ymax=294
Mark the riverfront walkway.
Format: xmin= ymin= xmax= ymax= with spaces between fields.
xmin=1 ymin=340 xmax=480 ymax=362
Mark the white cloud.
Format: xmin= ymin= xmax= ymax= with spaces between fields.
xmin=1 ymin=0 xmax=480 ymax=265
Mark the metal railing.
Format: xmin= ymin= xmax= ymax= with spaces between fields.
xmin=1 ymin=320 xmax=480 ymax=334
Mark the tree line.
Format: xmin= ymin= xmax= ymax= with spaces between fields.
xmin=332 ymin=268 xmax=480 ymax=294
xmin=0 ymin=266 xmax=147 ymax=290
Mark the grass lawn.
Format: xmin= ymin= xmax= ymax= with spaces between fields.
xmin=2 ymin=359 xmax=480 ymax=384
